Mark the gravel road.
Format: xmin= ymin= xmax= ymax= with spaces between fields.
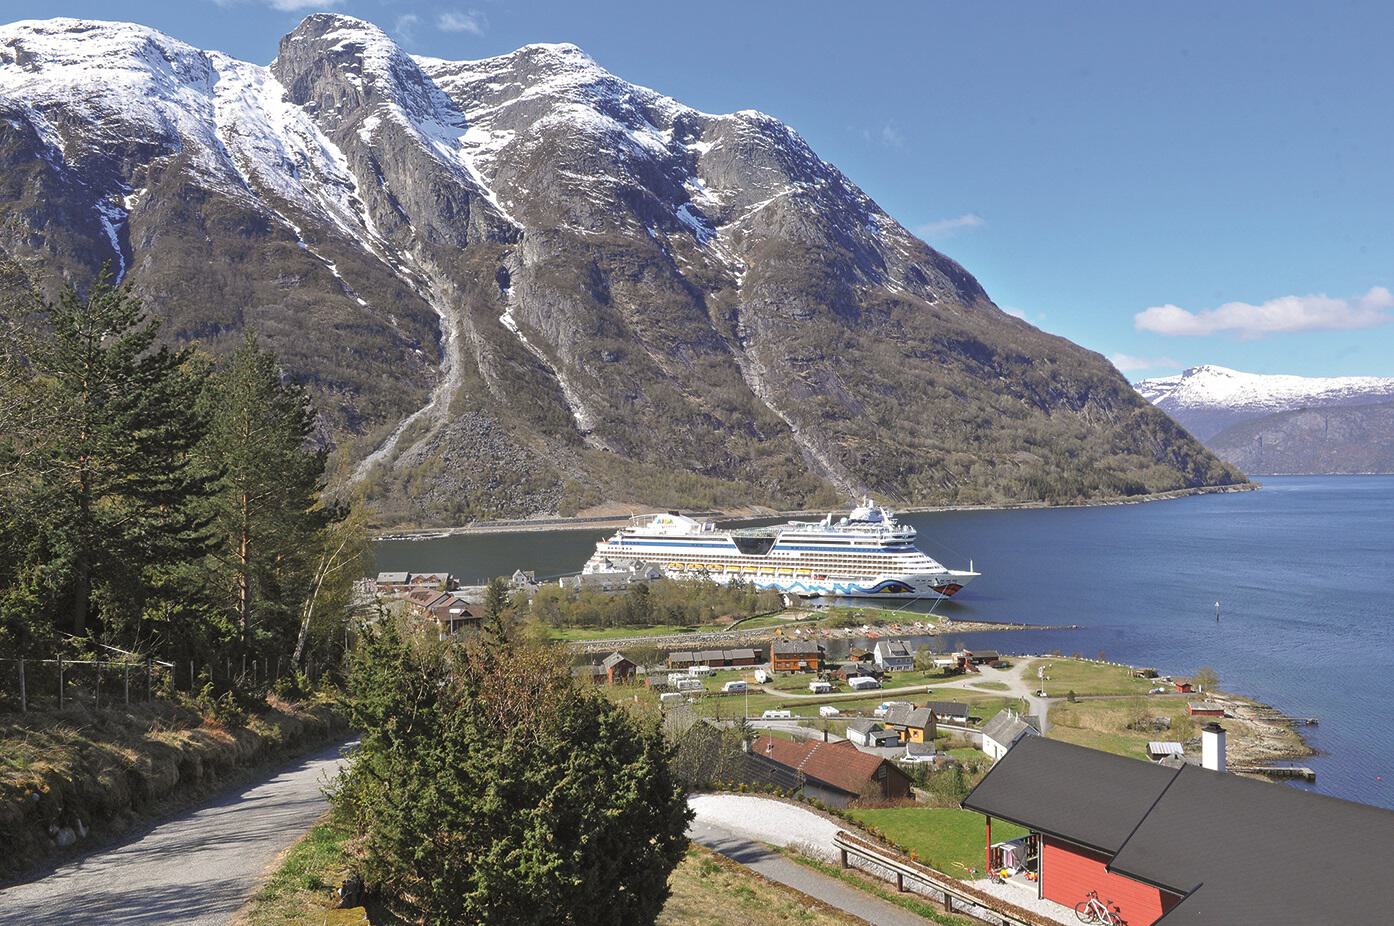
xmin=687 ymin=794 xmax=936 ymax=926
xmin=0 ymin=740 xmax=352 ymax=926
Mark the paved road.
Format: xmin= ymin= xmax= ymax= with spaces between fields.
xmin=688 ymin=794 xmax=936 ymax=926
xmin=0 ymin=740 xmax=353 ymax=926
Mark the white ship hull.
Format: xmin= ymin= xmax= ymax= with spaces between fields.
xmin=580 ymin=500 xmax=979 ymax=600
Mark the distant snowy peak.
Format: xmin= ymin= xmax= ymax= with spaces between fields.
xmin=1136 ymin=365 xmax=1394 ymax=440
xmin=1137 ymin=365 xmax=1394 ymax=411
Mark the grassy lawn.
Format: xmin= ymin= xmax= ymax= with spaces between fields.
xmin=1047 ymin=697 xmax=1198 ymax=760
xmin=242 ymin=819 xmax=371 ymax=926
xmin=660 ymin=846 xmax=863 ymax=926
xmin=967 ymin=681 xmax=1010 ymax=692
xmin=1025 ymin=658 xmax=1155 ymax=697
xmin=846 ymin=807 xmax=1028 ymax=877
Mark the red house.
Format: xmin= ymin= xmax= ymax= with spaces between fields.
xmin=1172 ymin=678 xmax=1194 ymax=693
xmin=1186 ymin=701 xmax=1225 ymax=718
xmin=963 ymin=736 xmax=1394 ymax=925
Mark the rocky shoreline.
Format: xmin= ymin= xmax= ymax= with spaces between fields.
xmin=564 ymin=616 xmax=1074 ymax=656
xmin=372 ymin=483 xmax=1258 ymax=540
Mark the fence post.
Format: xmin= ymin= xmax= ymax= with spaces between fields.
xmin=95 ymin=661 xmax=101 ymax=709
xmin=57 ymin=654 xmax=64 ymax=709
xmin=124 ymin=663 xmax=130 ymax=706
xmin=147 ymin=659 xmax=153 ymax=702
xmin=19 ymin=658 xmax=26 ymax=713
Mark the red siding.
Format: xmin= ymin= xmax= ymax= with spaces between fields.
xmin=1041 ymin=837 xmax=1179 ymax=926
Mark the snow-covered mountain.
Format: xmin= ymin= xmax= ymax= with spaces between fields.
xmin=0 ymin=15 xmax=1241 ymax=522
xmin=1135 ymin=365 xmax=1394 ymax=440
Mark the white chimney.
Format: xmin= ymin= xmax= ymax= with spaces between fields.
xmin=1201 ymin=722 xmax=1226 ymax=772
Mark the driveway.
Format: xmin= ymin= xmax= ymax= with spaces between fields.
xmin=688 ymin=794 xmax=938 ymax=926
xmin=0 ymin=740 xmax=353 ymax=926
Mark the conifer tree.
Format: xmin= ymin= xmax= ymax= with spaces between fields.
xmin=0 ymin=272 xmax=211 ymax=639
xmin=198 ymin=331 xmax=330 ymax=652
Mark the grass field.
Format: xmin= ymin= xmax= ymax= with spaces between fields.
xmin=845 ymin=807 xmax=1028 ymax=877
xmin=1047 ymin=697 xmax=1198 ymax=760
xmin=1025 ymin=658 xmax=1155 ymax=697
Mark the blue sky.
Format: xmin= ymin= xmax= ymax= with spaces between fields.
xmin=8 ymin=1 xmax=1393 ymax=378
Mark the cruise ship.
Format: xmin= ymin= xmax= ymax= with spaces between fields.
xmin=580 ymin=499 xmax=978 ymax=599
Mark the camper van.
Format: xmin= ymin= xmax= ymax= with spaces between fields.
xmin=848 ymin=676 xmax=881 ymax=691
xmin=675 ymin=677 xmax=705 ymax=692
xmin=761 ymin=709 xmax=794 ymax=720
xmin=722 ymin=680 xmax=748 ymax=694
xmin=819 ymin=705 xmax=840 ymax=717
xmin=659 ymin=692 xmax=685 ymax=705
xmin=753 ymin=669 xmax=771 ymax=684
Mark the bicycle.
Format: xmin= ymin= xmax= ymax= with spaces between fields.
xmin=1075 ymin=890 xmax=1126 ymax=925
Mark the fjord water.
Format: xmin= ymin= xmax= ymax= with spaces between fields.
xmin=372 ymin=476 xmax=1394 ymax=809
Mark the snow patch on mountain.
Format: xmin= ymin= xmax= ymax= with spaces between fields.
xmin=1136 ymin=365 xmax=1394 ymax=414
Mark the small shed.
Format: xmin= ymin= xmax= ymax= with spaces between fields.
xmin=1187 ymin=701 xmax=1225 ymax=718
xmin=1147 ymin=741 xmax=1185 ymax=762
xmin=1173 ymin=678 xmax=1194 ymax=693
xmin=846 ymin=719 xmax=900 ymax=748
xmin=602 ymin=652 xmax=637 ymax=684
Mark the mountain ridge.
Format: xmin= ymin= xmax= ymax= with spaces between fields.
xmin=0 ymin=14 xmax=1243 ymax=524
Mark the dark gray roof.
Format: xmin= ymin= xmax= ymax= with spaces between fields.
xmin=1115 ymin=765 xmax=1394 ymax=925
xmin=963 ymin=736 xmax=1177 ymax=853
xmin=876 ymin=640 xmax=912 ymax=658
xmin=981 ymin=711 xmax=1039 ymax=747
xmin=926 ymin=700 xmax=969 ymax=717
xmin=907 ymin=707 xmax=934 ymax=728
xmin=966 ymin=735 xmax=1394 ymax=925
xmin=726 ymin=648 xmax=757 ymax=660
xmin=883 ymin=704 xmax=913 ymax=727
xmin=668 ymin=652 xmax=695 ymax=664
xmin=601 ymin=652 xmax=630 ymax=669
xmin=846 ymin=719 xmax=882 ymax=734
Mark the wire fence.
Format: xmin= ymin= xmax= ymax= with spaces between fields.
xmin=0 ymin=656 xmax=170 ymax=713
xmin=0 ymin=652 xmax=320 ymax=714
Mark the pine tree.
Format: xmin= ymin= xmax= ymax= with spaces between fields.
xmin=0 ymin=272 xmax=211 ymax=640
xmin=481 ymin=576 xmax=511 ymax=648
xmin=198 ymin=331 xmax=331 ymax=653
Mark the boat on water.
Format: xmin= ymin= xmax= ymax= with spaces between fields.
xmin=580 ymin=498 xmax=978 ymax=599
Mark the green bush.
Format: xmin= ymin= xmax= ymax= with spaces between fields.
xmin=333 ymin=623 xmax=690 ymax=925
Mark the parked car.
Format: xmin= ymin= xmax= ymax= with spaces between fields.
xmin=1149 ymin=686 xmax=1168 ymax=694
xmin=899 ymin=752 xmax=938 ymax=765
xmin=761 ymin=709 xmax=794 ymax=720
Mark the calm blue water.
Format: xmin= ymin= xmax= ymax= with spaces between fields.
xmin=373 ymin=476 xmax=1394 ymax=808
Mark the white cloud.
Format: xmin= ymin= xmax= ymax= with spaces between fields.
xmin=1109 ymin=352 xmax=1180 ymax=374
xmin=438 ymin=10 xmax=488 ymax=35
xmin=394 ymin=13 xmax=421 ymax=41
xmin=914 ymin=213 xmax=986 ymax=239
xmin=1135 ymin=287 xmax=1394 ymax=338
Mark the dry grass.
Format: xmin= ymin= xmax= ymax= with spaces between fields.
xmin=0 ymin=696 xmax=345 ymax=879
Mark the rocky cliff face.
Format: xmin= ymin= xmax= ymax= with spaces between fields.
xmin=0 ymin=15 xmax=1244 ymax=523
xmin=1207 ymin=403 xmax=1394 ymax=475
